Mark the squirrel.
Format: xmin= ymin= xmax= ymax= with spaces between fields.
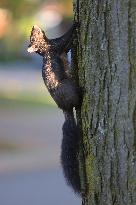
xmin=27 ymin=23 xmax=81 ymax=194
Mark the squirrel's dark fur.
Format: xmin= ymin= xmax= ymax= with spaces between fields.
xmin=28 ymin=24 xmax=81 ymax=194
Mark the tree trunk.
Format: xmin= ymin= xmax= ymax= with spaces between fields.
xmin=73 ymin=0 xmax=136 ymax=204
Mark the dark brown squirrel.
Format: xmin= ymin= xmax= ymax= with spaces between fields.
xmin=27 ymin=23 xmax=81 ymax=194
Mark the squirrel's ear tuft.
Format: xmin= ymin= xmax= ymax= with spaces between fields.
xmin=27 ymin=45 xmax=38 ymax=53
xmin=33 ymin=25 xmax=41 ymax=30
xmin=31 ymin=25 xmax=42 ymax=34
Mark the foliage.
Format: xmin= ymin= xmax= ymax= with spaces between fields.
xmin=0 ymin=0 xmax=39 ymax=19
xmin=0 ymin=0 xmax=72 ymax=61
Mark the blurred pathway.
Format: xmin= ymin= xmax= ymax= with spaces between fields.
xmin=0 ymin=168 xmax=80 ymax=205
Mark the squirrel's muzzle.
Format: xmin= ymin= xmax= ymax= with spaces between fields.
xmin=27 ymin=45 xmax=38 ymax=53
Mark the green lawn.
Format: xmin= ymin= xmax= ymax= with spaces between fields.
xmin=0 ymin=92 xmax=56 ymax=108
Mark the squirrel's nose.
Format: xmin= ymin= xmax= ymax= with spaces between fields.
xmin=27 ymin=45 xmax=38 ymax=53
xmin=27 ymin=46 xmax=34 ymax=53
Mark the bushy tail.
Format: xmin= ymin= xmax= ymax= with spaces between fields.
xmin=61 ymin=111 xmax=81 ymax=194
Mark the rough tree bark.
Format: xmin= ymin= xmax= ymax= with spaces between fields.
xmin=73 ymin=0 xmax=136 ymax=204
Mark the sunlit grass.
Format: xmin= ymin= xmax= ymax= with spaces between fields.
xmin=0 ymin=92 xmax=56 ymax=108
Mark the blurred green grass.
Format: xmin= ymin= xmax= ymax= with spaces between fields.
xmin=0 ymin=92 xmax=56 ymax=108
xmin=0 ymin=140 xmax=20 ymax=152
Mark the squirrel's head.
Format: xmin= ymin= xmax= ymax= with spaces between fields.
xmin=27 ymin=25 xmax=49 ymax=56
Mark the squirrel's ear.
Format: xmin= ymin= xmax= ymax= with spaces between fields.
xmin=33 ymin=25 xmax=41 ymax=31
xmin=27 ymin=45 xmax=38 ymax=53
xmin=32 ymin=25 xmax=45 ymax=37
